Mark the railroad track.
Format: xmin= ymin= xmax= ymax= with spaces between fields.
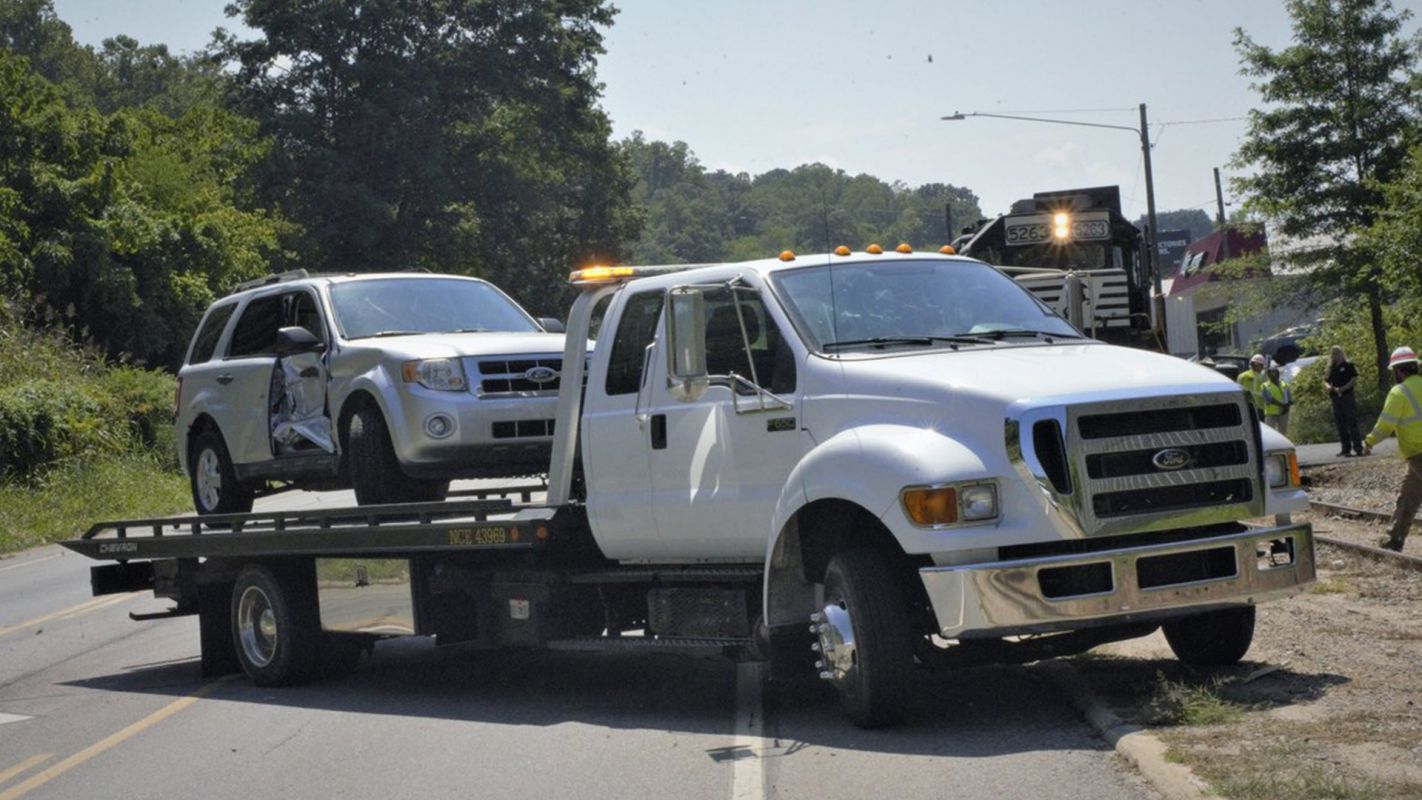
xmin=1307 ymin=499 xmax=1422 ymax=572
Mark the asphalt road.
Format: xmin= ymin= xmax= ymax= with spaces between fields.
xmin=0 ymin=485 xmax=1158 ymax=800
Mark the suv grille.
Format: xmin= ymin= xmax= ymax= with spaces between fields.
xmin=475 ymin=357 xmax=562 ymax=397
xmin=1016 ymin=393 xmax=1262 ymax=536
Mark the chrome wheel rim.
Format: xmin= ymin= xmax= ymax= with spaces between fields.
xmin=196 ymin=448 xmax=222 ymax=511
xmin=810 ymin=599 xmax=858 ymax=682
xmin=237 ymin=585 xmax=278 ymax=668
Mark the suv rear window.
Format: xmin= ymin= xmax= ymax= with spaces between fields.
xmin=228 ymin=295 xmax=284 ymax=357
xmin=189 ymin=303 xmax=236 ymax=364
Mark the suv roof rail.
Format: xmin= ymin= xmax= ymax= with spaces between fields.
xmin=233 ymin=269 xmax=310 ymax=293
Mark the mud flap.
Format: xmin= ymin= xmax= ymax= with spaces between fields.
xmin=198 ymin=579 xmax=240 ymax=677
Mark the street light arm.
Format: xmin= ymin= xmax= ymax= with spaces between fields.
xmin=941 ymin=111 xmax=1141 ymax=135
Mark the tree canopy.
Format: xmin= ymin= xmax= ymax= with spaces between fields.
xmin=219 ymin=0 xmax=640 ymax=311
xmin=1233 ymin=0 xmax=1422 ymax=393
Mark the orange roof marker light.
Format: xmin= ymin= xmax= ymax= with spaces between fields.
xmin=866 ymin=243 xmax=884 ymax=255
xmin=779 ymin=250 xmax=796 ymax=262
xmin=834 ymin=245 xmax=852 ymax=256
xmin=939 ymin=245 xmax=956 ymax=255
xmin=896 ymin=243 xmax=913 ymax=254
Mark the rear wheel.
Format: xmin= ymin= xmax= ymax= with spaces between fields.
xmin=816 ymin=549 xmax=914 ymax=728
xmin=347 ymin=405 xmax=449 ymax=505
xmin=189 ymin=429 xmax=254 ymax=516
xmin=231 ymin=564 xmax=320 ymax=686
xmin=1163 ymin=606 xmax=1256 ymax=667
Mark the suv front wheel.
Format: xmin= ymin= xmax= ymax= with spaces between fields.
xmin=190 ymin=429 xmax=255 ymax=515
xmin=348 ymin=405 xmax=449 ymax=506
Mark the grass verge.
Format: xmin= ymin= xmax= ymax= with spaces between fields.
xmin=1142 ymin=671 xmax=1247 ymax=726
xmin=0 ymin=453 xmax=189 ymax=554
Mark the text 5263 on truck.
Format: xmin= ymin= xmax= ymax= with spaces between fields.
xmin=69 ymin=247 xmax=1312 ymax=728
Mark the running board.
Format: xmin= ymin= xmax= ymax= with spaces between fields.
xmin=547 ymin=635 xmax=754 ymax=656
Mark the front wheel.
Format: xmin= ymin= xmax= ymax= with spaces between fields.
xmin=189 ymin=429 xmax=254 ymax=516
xmin=815 ymin=549 xmax=915 ymax=728
xmin=1163 ymin=606 xmax=1256 ymax=667
xmin=347 ymin=406 xmax=449 ymax=505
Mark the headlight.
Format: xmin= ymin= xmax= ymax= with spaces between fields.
xmin=901 ymin=481 xmax=999 ymax=527
xmin=1264 ymin=452 xmax=1299 ymax=489
xmin=402 ymin=358 xmax=468 ymax=392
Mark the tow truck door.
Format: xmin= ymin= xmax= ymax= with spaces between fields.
xmin=644 ymin=283 xmax=803 ymax=561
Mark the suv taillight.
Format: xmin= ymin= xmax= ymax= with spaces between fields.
xmin=172 ymin=377 xmax=183 ymax=421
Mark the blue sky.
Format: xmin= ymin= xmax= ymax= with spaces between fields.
xmin=52 ymin=0 xmax=1422 ymax=223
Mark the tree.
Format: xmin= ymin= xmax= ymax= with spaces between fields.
xmin=1232 ymin=0 xmax=1422 ymax=395
xmin=220 ymin=0 xmax=639 ymax=312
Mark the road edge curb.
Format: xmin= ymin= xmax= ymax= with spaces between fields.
xmin=1041 ymin=661 xmax=1210 ymax=800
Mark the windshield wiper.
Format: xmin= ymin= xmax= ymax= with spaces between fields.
xmin=358 ymin=330 xmax=424 ymax=339
xmin=978 ymin=329 xmax=1084 ymax=341
xmin=823 ymin=335 xmax=990 ymax=351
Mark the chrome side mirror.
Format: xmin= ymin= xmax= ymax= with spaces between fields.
xmin=665 ymin=286 xmax=708 ymax=402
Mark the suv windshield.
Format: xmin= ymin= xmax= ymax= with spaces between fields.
xmin=770 ymin=259 xmax=1080 ymax=352
xmin=329 ymin=277 xmax=541 ymax=339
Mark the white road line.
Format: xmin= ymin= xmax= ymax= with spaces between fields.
xmin=730 ymin=662 xmax=766 ymax=800
xmin=0 ymin=715 xmax=31 ymax=726
xmin=0 ymin=554 xmax=61 ymax=575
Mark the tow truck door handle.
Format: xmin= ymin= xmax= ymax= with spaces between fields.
xmin=216 ymin=374 xmax=234 ymax=385
xmin=650 ymin=414 xmax=667 ymax=450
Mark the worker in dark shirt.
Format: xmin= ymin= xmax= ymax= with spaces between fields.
xmin=1325 ymin=345 xmax=1363 ymax=456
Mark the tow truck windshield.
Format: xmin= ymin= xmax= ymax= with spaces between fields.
xmin=330 ymin=277 xmax=541 ymax=339
xmin=771 ymin=259 xmax=1080 ymax=352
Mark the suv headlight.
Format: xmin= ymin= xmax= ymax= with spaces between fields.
xmin=901 ymin=481 xmax=999 ymax=527
xmin=402 ymin=359 xmax=468 ymax=392
xmin=1264 ymin=451 xmax=1300 ymax=489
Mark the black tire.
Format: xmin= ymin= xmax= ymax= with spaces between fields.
xmin=189 ymin=429 xmax=255 ymax=516
xmin=347 ymin=405 xmax=449 ymax=505
xmin=821 ymin=549 xmax=914 ymax=728
xmin=230 ymin=564 xmax=320 ymax=686
xmin=1163 ymin=606 xmax=1256 ymax=668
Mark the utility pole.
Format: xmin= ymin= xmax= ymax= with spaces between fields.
xmin=1139 ymin=103 xmax=1161 ymax=300
xmin=1213 ymin=167 xmax=1226 ymax=227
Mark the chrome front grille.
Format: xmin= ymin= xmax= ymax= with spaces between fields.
xmin=474 ymin=356 xmax=563 ymax=398
xmin=1009 ymin=390 xmax=1263 ymax=537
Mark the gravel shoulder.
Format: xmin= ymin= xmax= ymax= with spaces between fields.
xmin=1067 ymin=458 xmax=1422 ymax=800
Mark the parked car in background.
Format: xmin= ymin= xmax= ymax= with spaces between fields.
xmin=176 ymin=271 xmax=571 ymax=513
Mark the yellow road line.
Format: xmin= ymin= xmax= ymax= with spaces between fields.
xmin=0 ymin=755 xmax=52 ymax=789
xmin=0 ymin=593 xmax=141 ymax=640
xmin=0 ymin=678 xmax=232 ymax=800
xmin=0 ymin=554 xmax=61 ymax=575
xmin=56 ymin=593 xmax=135 ymax=621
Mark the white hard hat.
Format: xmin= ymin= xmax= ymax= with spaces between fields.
xmin=1390 ymin=346 xmax=1418 ymax=369
xmin=1249 ymin=354 xmax=1265 ymax=366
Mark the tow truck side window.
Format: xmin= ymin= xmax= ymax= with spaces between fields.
xmin=703 ymin=288 xmax=796 ymax=395
xmin=605 ymin=290 xmax=665 ymax=395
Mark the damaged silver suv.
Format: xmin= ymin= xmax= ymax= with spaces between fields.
xmin=175 ymin=271 xmax=570 ymax=513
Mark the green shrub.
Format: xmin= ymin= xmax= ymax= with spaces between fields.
xmin=0 ymin=379 xmax=123 ymax=476
xmin=97 ymin=366 xmax=177 ymax=466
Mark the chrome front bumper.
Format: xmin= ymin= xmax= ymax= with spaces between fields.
xmin=920 ymin=523 xmax=1314 ymax=639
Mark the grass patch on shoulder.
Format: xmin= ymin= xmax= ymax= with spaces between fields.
xmin=0 ymin=454 xmax=189 ymax=553
xmin=1179 ymin=739 xmax=1398 ymax=800
xmin=1308 ymin=577 xmax=1357 ymax=595
xmin=1143 ymin=671 xmax=1246 ymax=726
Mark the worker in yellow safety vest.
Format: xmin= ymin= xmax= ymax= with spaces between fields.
xmin=1260 ymin=366 xmax=1291 ymax=435
xmin=1237 ymin=353 xmax=1267 ymax=420
xmin=1363 ymin=346 xmax=1422 ymax=552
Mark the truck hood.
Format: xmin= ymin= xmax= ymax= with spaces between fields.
xmin=833 ymin=341 xmax=1237 ymax=407
xmin=340 ymin=331 xmax=573 ymax=360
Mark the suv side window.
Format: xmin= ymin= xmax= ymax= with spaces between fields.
xmin=703 ymin=288 xmax=796 ymax=395
xmin=605 ymin=290 xmax=665 ymax=396
xmin=189 ymin=303 xmax=237 ymax=365
xmin=228 ymin=294 xmax=285 ymax=357
xmin=288 ymin=291 xmax=326 ymax=340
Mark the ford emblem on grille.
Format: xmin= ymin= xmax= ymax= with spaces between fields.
xmin=524 ymin=366 xmax=558 ymax=384
xmin=1152 ymin=448 xmax=1192 ymax=471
